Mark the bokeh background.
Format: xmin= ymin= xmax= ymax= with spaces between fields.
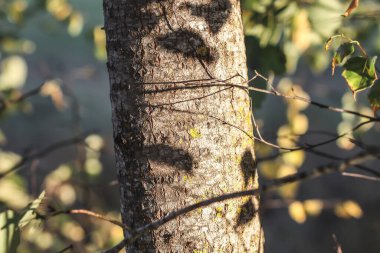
xmin=0 ymin=0 xmax=379 ymax=252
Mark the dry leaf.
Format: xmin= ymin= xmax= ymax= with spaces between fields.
xmin=342 ymin=0 xmax=360 ymax=17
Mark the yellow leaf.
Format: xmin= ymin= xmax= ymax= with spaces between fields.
xmin=40 ymin=79 xmax=67 ymax=110
xmin=85 ymin=134 xmax=104 ymax=151
xmin=303 ymin=199 xmax=323 ymax=216
xmin=62 ymin=221 xmax=84 ymax=242
xmin=259 ymin=160 xmax=279 ymax=179
xmin=277 ymin=165 xmax=299 ymax=198
xmin=85 ymin=158 xmax=103 ymax=176
xmin=46 ymin=0 xmax=72 ymax=20
xmin=343 ymin=200 xmax=363 ymax=218
xmin=292 ymin=9 xmax=313 ymax=53
xmin=0 ymin=56 xmax=28 ymax=90
xmin=334 ymin=200 xmax=363 ymax=219
xmin=57 ymin=184 xmax=76 ymax=205
xmin=93 ymin=26 xmax=107 ymax=61
xmin=289 ymin=201 xmax=306 ymax=223
xmin=68 ymin=11 xmax=84 ymax=37
xmin=277 ymin=125 xmax=296 ymax=148
xmin=0 ymin=179 xmax=30 ymax=209
xmin=0 ymin=151 xmax=21 ymax=173
xmin=282 ymin=150 xmax=305 ymax=167
xmin=291 ymin=114 xmax=308 ymax=135
xmin=337 ymin=121 xmax=355 ymax=150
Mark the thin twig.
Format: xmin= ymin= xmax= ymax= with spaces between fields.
xmin=342 ymin=172 xmax=380 ymax=181
xmin=56 ymin=245 xmax=73 ymax=253
xmin=0 ymin=83 xmax=45 ymax=113
xmin=101 ymin=152 xmax=376 ymax=253
xmin=256 ymin=119 xmax=374 ymax=163
xmin=49 ymin=209 xmax=132 ymax=233
xmin=143 ymin=76 xmax=379 ymax=121
xmin=0 ymin=135 xmax=85 ymax=179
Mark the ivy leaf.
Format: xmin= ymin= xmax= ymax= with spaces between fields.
xmin=368 ymin=83 xmax=380 ymax=113
xmin=332 ymin=42 xmax=355 ymax=75
xmin=342 ymin=56 xmax=378 ymax=99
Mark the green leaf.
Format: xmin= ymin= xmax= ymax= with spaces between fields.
xmin=368 ymin=83 xmax=380 ymax=113
xmin=18 ymin=191 xmax=46 ymax=228
xmin=308 ymin=0 xmax=342 ymax=38
xmin=332 ymin=42 xmax=355 ymax=74
xmin=342 ymin=56 xmax=378 ymax=98
xmin=0 ymin=210 xmax=20 ymax=253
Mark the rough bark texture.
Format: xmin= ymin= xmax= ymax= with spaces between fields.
xmin=103 ymin=0 xmax=263 ymax=252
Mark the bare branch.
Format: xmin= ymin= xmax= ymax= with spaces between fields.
xmin=101 ymin=152 xmax=377 ymax=253
xmin=56 ymin=245 xmax=73 ymax=253
xmin=256 ymin=119 xmax=374 ymax=163
xmin=48 ymin=208 xmax=133 ymax=233
xmin=143 ymin=75 xmax=379 ymax=122
xmin=0 ymin=83 xmax=45 ymax=114
xmin=342 ymin=172 xmax=380 ymax=181
xmin=0 ymin=135 xmax=85 ymax=179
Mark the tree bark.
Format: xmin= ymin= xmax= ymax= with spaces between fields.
xmin=103 ymin=0 xmax=263 ymax=252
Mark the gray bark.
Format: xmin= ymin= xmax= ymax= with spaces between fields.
xmin=103 ymin=0 xmax=263 ymax=252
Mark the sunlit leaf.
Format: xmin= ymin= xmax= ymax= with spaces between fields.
xmin=46 ymin=0 xmax=72 ymax=20
xmin=342 ymin=56 xmax=378 ymax=98
xmin=334 ymin=200 xmax=363 ymax=219
xmin=332 ymin=43 xmax=355 ymax=75
xmin=85 ymin=158 xmax=103 ymax=176
xmin=303 ymin=199 xmax=323 ymax=216
xmin=368 ymin=84 xmax=380 ymax=113
xmin=68 ymin=11 xmax=84 ymax=37
xmin=0 ymin=56 xmax=28 ymax=90
xmin=62 ymin=221 xmax=84 ymax=242
xmin=57 ymin=184 xmax=76 ymax=205
xmin=277 ymin=125 xmax=297 ymax=148
xmin=259 ymin=160 xmax=279 ymax=179
xmin=292 ymin=9 xmax=314 ymax=53
xmin=93 ymin=26 xmax=107 ymax=61
xmin=342 ymin=0 xmax=359 ymax=17
xmin=288 ymin=201 xmax=306 ymax=223
xmin=33 ymin=231 xmax=53 ymax=250
xmin=277 ymin=164 xmax=299 ymax=198
xmin=18 ymin=191 xmax=46 ymax=228
xmin=0 ymin=210 xmax=20 ymax=253
xmin=8 ymin=0 xmax=28 ymax=24
xmin=110 ymin=226 xmax=124 ymax=244
xmin=0 ymin=178 xmax=30 ymax=209
xmin=0 ymin=151 xmax=21 ymax=173
xmin=282 ymin=150 xmax=305 ymax=167
xmin=85 ymin=134 xmax=104 ymax=151
xmin=357 ymin=107 xmax=375 ymax=132
xmin=40 ymin=79 xmax=67 ymax=110
xmin=290 ymin=113 xmax=308 ymax=135
xmin=2 ymin=39 xmax=35 ymax=54
xmin=337 ymin=121 xmax=355 ymax=150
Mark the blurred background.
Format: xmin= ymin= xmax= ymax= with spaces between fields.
xmin=0 ymin=0 xmax=379 ymax=252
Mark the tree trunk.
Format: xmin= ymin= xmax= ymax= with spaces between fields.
xmin=103 ymin=0 xmax=263 ymax=252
